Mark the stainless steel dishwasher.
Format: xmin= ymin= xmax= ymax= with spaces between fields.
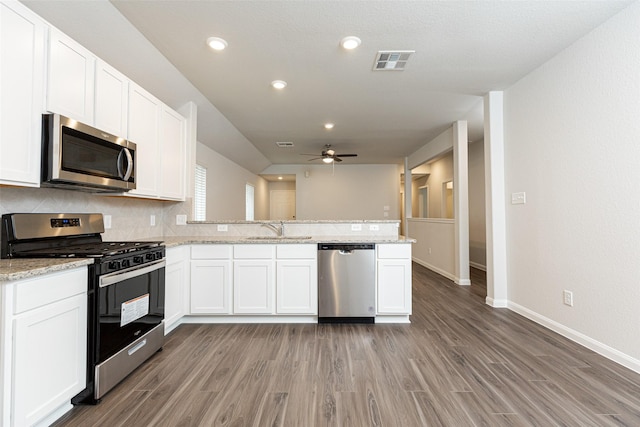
xmin=318 ymin=243 xmax=376 ymax=323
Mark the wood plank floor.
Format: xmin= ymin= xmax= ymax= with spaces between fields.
xmin=53 ymin=263 xmax=640 ymax=426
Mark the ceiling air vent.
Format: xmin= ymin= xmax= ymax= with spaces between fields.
xmin=373 ymin=50 xmax=414 ymax=71
xmin=276 ymin=141 xmax=294 ymax=148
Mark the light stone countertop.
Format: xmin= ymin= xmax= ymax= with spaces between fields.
xmin=0 ymin=258 xmax=93 ymax=282
xmin=0 ymin=235 xmax=415 ymax=281
xmin=187 ymin=219 xmax=401 ymax=225
xmin=158 ymin=235 xmax=416 ymax=248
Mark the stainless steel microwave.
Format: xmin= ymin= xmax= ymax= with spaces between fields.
xmin=41 ymin=114 xmax=136 ymax=192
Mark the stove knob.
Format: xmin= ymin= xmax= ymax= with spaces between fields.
xmin=133 ymin=256 xmax=143 ymax=264
xmin=145 ymin=253 xmax=155 ymax=261
xmin=121 ymin=259 xmax=131 ymax=268
xmin=108 ymin=261 xmax=120 ymax=270
xmin=155 ymin=252 xmax=163 ymax=260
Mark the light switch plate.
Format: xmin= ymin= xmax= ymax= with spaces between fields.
xmin=369 ymin=224 xmax=379 ymax=231
xmin=150 ymin=215 xmax=156 ymax=227
xmin=351 ymin=224 xmax=362 ymax=231
xmin=511 ymin=192 xmax=526 ymax=204
xmin=176 ymin=214 xmax=187 ymax=225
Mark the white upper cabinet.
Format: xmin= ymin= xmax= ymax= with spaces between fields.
xmin=0 ymin=1 xmax=46 ymax=187
xmin=94 ymin=59 xmax=128 ymax=137
xmin=127 ymin=83 xmax=161 ymax=198
xmin=159 ymin=105 xmax=185 ymax=201
xmin=47 ymin=28 xmax=95 ymax=124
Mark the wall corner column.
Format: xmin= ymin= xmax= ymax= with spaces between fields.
xmin=484 ymin=91 xmax=508 ymax=307
xmin=453 ymin=120 xmax=470 ymax=286
xmin=403 ymin=157 xmax=412 ymax=237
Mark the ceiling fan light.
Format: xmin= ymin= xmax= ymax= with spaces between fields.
xmin=271 ymin=80 xmax=287 ymax=89
xmin=206 ymin=36 xmax=228 ymax=51
xmin=322 ymin=157 xmax=334 ymax=164
xmin=341 ymin=36 xmax=361 ymax=50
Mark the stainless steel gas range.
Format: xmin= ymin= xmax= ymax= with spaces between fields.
xmin=1 ymin=213 xmax=165 ymax=404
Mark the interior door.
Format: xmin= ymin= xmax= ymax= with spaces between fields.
xmin=270 ymin=190 xmax=296 ymax=220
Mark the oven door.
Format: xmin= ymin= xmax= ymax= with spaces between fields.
xmin=98 ymin=259 xmax=165 ymax=363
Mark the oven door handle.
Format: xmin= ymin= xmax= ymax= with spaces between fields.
xmin=99 ymin=259 xmax=165 ymax=288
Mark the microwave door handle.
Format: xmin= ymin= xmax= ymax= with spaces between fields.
xmin=117 ymin=148 xmax=134 ymax=181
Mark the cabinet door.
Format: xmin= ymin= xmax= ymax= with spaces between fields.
xmin=190 ymin=260 xmax=232 ymax=314
xmin=377 ymin=259 xmax=412 ymax=314
xmin=12 ymin=294 xmax=87 ymax=426
xmin=158 ymin=106 xmax=185 ymax=201
xmin=165 ymin=251 xmax=187 ymax=333
xmin=127 ymin=83 xmax=160 ymax=197
xmin=47 ymin=28 xmax=95 ymax=124
xmin=95 ymin=59 xmax=128 ymax=137
xmin=233 ymin=260 xmax=274 ymax=314
xmin=276 ymin=259 xmax=317 ymax=314
xmin=0 ymin=1 xmax=45 ymax=187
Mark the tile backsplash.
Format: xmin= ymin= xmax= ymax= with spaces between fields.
xmin=0 ymin=186 xmax=190 ymax=241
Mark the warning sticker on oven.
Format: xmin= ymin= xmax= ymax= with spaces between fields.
xmin=121 ymin=294 xmax=150 ymax=327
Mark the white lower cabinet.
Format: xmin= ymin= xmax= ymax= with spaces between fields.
xmin=276 ymin=245 xmax=317 ymax=314
xmin=189 ymin=245 xmax=232 ymax=314
xmin=1 ymin=267 xmax=87 ymax=427
xmin=165 ymin=247 xmax=188 ymax=333
xmin=233 ymin=245 xmax=275 ymax=314
xmin=376 ymin=244 xmax=412 ymax=314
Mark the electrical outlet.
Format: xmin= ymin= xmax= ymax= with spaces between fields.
xmin=103 ymin=215 xmax=112 ymax=229
xmin=176 ymin=214 xmax=187 ymax=225
xmin=369 ymin=224 xmax=379 ymax=231
xmin=511 ymin=192 xmax=526 ymax=204
xmin=150 ymin=215 xmax=156 ymax=227
xmin=217 ymin=224 xmax=228 ymax=232
xmin=563 ymin=290 xmax=574 ymax=307
xmin=351 ymin=224 xmax=362 ymax=231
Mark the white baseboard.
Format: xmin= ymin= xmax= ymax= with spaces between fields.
xmin=456 ymin=278 xmax=471 ymax=286
xmin=508 ymin=301 xmax=640 ymax=375
xmin=486 ymin=297 xmax=508 ymax=308
xmin=469 ymin=261 xmax=486 ymax=271
xmin=412 ymin=257 xmax=456 ymax=282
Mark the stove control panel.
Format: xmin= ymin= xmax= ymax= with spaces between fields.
xmin=97 ymin=247 xmax=165 ymax=275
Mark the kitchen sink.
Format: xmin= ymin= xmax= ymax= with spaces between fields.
xmin=246 ymin=236 xmax=313 ymax=240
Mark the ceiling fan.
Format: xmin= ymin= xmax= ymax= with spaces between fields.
xmin=301 ymin=144 xmax=358 ymax=163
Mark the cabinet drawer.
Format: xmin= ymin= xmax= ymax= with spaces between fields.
xmin=377 ymin=244 xmax=411 ymax=259
xmin=14 ymin=268 xmax=87 ymax=314
xmin=191 ymin=244 xmax=232 ymax=259
xmin=234 ymin=244 xmax=275 ymax=259
xmin=276 ymin=244 xmax=317 ymax=259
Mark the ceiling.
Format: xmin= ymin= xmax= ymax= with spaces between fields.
xmin=23 ymin=0 xmax=632 ymax=170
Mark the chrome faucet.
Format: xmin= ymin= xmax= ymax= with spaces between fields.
xmin=262 ymin=221 xmax=285 ymax=237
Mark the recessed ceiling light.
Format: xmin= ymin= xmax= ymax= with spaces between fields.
xmin=206 ymin=37 xmax=228 ymax=51
xmin=324 ymin=123 xmax=335 ymax=130
xmin=271 ymin=80 xmax=287 ymax=89
xmin=278 ymin=176 xmax=283 ymax=180
xmin=341 ymin=36 xmax=361 ymax=50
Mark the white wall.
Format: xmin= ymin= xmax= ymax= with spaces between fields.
xmin=261 ymin=164 xmax=400 ymax=220
xmin=468 ymin=140 xmax=486 ymax=268
xmin=408 ymin=218 xmax=455 ymax=280
xmin=196 ymin=142 xmax=268 ymax=220
xmin=503 ymin=1 xmax=640 ymax=369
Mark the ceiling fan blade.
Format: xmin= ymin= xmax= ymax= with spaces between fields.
xmin=336 ymin=153 xmax=357 ymax=157
xmin=307 ymin=157 xmax=322 ymax=161
xmin=300 ymin=153 xmax=321 ymax=156
xmin=333 ymin=157 xmax=343 ymax=162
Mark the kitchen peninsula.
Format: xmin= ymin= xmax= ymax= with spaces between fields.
xmin=158 ymin=219 xmax=415 ymax=332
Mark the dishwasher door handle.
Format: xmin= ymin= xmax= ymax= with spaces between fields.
xmin=338 ymin=250 xmax=353 ymax=255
